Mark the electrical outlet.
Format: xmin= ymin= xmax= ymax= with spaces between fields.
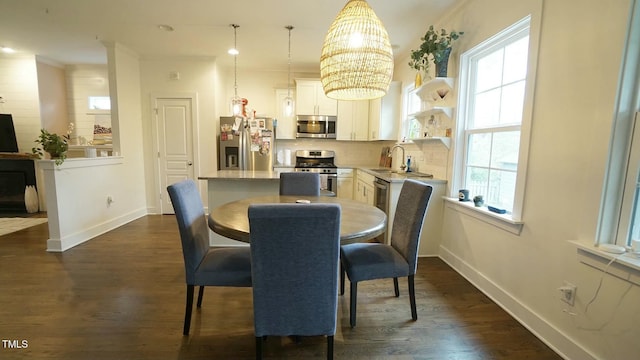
xmin=559 ymin=281 xmax=577 ymax=306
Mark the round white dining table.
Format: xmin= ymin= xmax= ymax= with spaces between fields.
xmin=208 ymin=195 xmax=387 ymax=244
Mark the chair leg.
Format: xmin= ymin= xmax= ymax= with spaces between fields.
xmin=196 ymin=286 xmax=205 ymax=308
xmin=340 ymin=262 xmax=345 ymax=295
xmin=255 ymin=336 xmax=263 ymax=360
xmin=408 ymin=275 xmax=417 ymax=320
xmin=393 ymin=277 xmax=399 ymax=297
xmin=327 ymin=335 xmax=334 ymax=360
xmin=183 ymin=284 xmax=195 ymax=335
xmin=349 ymin=281 xmax=358 ymax=328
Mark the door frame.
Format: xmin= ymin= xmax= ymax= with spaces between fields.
xmin=150 ymin=92 xmax=200 ymax=214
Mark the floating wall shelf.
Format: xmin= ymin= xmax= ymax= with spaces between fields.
xmin=410 ymin=107 xmax=453 ymax=122
xmin=415 ymin=77 xmax=455 ymax=106
xmin=407 ymin=136 xmax=451 ymax=149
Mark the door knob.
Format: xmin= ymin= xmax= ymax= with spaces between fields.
xmin=187 ymin=161 xmax=193 ymax=166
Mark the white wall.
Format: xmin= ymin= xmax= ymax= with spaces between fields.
xmin=105 ymin=42 xmax=147 ymax=209
xmin=0 ymin=55 xmax=42 ymax=153
xmin=42 ymin=42 xmax=148 ymax=251
xmin=138 ymin=61 xmax=320 ymax=212
xmin=36 ymin=59 xmax=68 ymax=136
xmin=65 ymin=64 xmax=110 ymax=142
xmin=139 ymin=57 xmax=218 ymax=213
xmin=399 ymin=0 xmax=639 ymax=359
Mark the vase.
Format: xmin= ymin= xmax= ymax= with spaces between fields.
xmin=434 ymin=47 xmax=452 ymax=78
xmin=24 ymin=185 xmax=39 ymax=213
xmin=47 ymin=151 xmax=61 ymax=159
xmin=414 ymin=71 xmax=423 ymax=88
xmin=473 ymin=195 xmax=484 ymax=207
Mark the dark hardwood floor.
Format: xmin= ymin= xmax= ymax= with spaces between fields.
xmin=0 ymin=215 xmax=562 ymax=359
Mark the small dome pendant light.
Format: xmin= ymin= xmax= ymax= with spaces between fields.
xmin=229 ymin=24 xmax=243 ymax=116
xmin=283 ymin=26 xmax=295 ymax=118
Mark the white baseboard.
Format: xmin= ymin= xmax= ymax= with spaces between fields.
xmin=46 ymin=208 xmax=147 ymax=252
xmin=438 ymin=246 xmax=597 ymax=360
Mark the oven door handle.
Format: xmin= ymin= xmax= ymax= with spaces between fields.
xmin=374 ymin=181 xmax=388 ymax=190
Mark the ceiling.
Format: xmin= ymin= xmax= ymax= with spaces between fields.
xmin=0 ymin=0 xmax=460 ymax=72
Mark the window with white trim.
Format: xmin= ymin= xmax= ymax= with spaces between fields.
xmin=620 ymin=113 xmax=640 ymax=245
xmin=597 ymin=0 xmax=640 ymax=248
xmin=401 ymin=85 xmax=422 ymax=140
xmin=454 ymin=16 xmax=536 ymax=221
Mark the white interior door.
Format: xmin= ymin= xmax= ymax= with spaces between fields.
xmin=156 ymin=98 xmax=195 ymax=214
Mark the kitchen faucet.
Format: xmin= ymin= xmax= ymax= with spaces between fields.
xmin=389 ymin=144 xmax=406 ymax=172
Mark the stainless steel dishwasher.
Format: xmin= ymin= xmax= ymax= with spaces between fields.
xmin=374 ymin=178 xmax=390 ymax=242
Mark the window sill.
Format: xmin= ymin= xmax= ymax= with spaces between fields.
xmin=443 ymin=197 xmax=524 ymax=235
xmin=571 ymin=240 xmax=640 ymax=285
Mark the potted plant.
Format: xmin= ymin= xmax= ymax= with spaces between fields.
xmin=409 ymin=25 xmax=464 ymax=81
xmin=32 ymin=127 xmax=71 ymax=165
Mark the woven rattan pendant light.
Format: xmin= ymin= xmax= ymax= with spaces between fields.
xmin=320 ymin=0 xmax=394 ymax=100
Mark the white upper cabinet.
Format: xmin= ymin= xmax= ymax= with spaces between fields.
xmin=295 ymin=79 xmax=337 ymax=116
xmin=369 ymin=81 xmax=401 ymax=141
xmin=337 ymin=100 xmax=369 ymax=141
xmin=336 ymin=81 xmax=401 ymax=142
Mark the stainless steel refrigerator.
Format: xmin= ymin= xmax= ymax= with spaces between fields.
xmin=218 ymin=116 xmax=275 ymax=171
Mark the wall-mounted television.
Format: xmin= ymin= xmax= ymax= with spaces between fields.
xmin=0 ymin=114 xmax=19 ymax=153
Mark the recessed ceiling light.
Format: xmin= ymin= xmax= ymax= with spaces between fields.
xmin=1 ymin=47 xmax=15 ymax=54
xmin=158 ymin=24 xmax=174 ymax=32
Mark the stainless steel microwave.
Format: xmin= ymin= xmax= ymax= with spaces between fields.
xmin=296 ymin=115 xmax=337 ymax=139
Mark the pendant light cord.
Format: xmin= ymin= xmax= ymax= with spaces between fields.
xmin=286 ymin=26 xmax=293 ymax=98
xmin=231 ymin=24 xmax=239 ymax=98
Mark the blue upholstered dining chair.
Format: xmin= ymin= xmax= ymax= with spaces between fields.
xmin=248 ymin=203 xmax=341 ymax=360
xmin=167 ymin=179 xmax=252 ymax=336
xmin=279 ymin=172 xmax=321 ymax=196
xmin=340 ymin=179 xmax=433 ymax=328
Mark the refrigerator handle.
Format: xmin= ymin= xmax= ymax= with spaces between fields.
xmin=240 ymin=120 xmax=249 ymax=170
xmin=272 ymin=118 xmax=277 ymax=171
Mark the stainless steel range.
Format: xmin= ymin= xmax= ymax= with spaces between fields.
xmin=294 ymin=150 xmax=338 ymax=195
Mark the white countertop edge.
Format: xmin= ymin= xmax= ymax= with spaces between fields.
xmin=37 ymin=156 xmax=123 ymax=170
xmin=199 ymin=170 xmax=282 ymax=180
xmin=358 ymin=167 xmax=447 ymax=184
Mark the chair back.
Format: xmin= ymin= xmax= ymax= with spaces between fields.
xmin=390 ymin=179 xmax=433 ymax=274
xmin=248 ymin=203 xmax=341 ymax=337
xmin=167 ymin=179 xmax=210 ymax=284
xmin=279 ymin=172 xmax=321 ymax=196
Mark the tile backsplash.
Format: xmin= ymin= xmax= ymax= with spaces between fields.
xmin=275 ymin=139 xmax=450 ymax=180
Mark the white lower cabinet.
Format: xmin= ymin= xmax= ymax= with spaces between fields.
xmin=337 ymin=168 xmax=354 ymax=199
xmin=354 ymin=170 xmax=375 ymax=205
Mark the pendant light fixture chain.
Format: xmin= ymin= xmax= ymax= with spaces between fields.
xmin=285 ymin=25 xmax=294 ymax=98
xmin=229 ymin=24 xmax=243 ymax=116
xmin=231 ymin=24 xmax=240 ymax=97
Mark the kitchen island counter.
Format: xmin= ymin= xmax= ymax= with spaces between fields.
xmin=199 ymin=169 xmax=286 ymax=180
xmin=200 ymin=171 xmax=284 ymax=247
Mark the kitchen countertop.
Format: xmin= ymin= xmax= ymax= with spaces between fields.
xmin=358 ymin=167 xmax=447 ymax=184
xmin=199 ymin=170 xmax=283 ymax=180
xmin=199 ymin=168 xmax=447 ymax=184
